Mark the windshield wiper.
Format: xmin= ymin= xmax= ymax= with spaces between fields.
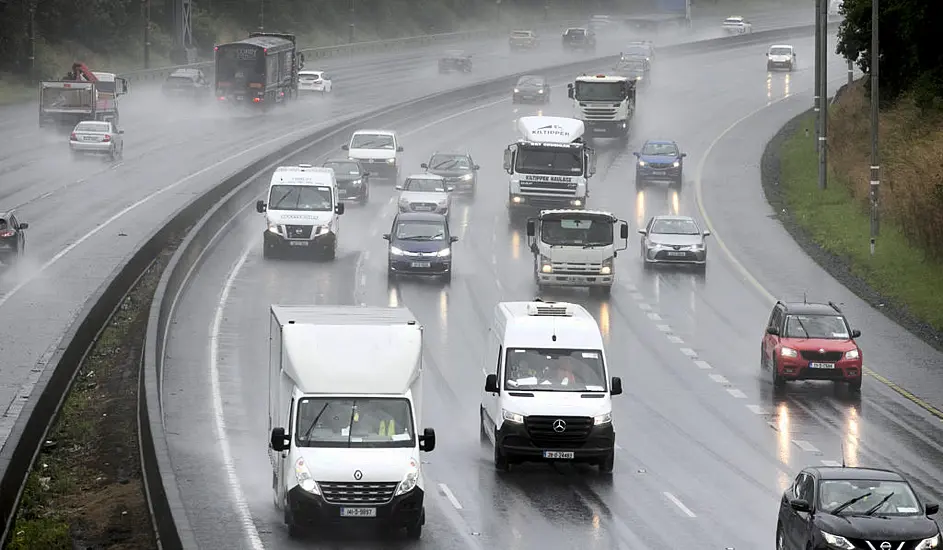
xmin=864 ymin=493 xmax=895 ymax=516
xmin=346 ymin=401 xmax=357 ymax=449
xmin=832 ymin=492 xmax=872 ymax=515
xmin=301 ymin=403 xmax=331 ymax=441
xmin=433 ymin=161 xmax=457 ymax=169
xmin=794 ymin=317 xmax=812 ymax=339
xmin=583 ymin=241 xmax=611 ymax=248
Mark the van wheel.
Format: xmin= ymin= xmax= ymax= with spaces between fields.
xmin=441 ymin=271 xmax=452 ymax=284
xmin=405 ymin=509 xmax=424 ymax=539
xmin=479 ymin=406 xmax=489 ymax=444
xmin=324 ymin=237 xmax=337 ymax=260
xmin=598 ymin=450 xmax=615 ymax=474
xmin=494 ymin=442 xmax=510 ymax=472
xmin=262 ymin=245 xmax=273 ymax=259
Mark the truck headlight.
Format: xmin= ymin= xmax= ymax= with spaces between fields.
xmin=394 ymin=458 xmax=420 ymax=496
xmin=540 ymin=255 xmax=553 ymax=273
xmin=594 ymin=412 xmax=612 ymax=425
xmin=537 ymin=89 xmax=544 ymax=94
xmin=781 ymin=347 xmax=798 ymax=358
xmin=916 ymin=534 xmax=940 ymax=550
xmin=386 ymin=158 xmax=396 ymax=164
xmin=438 ymin=199 xmax=448 ymax=205
xmin=502 ymin=409 xmax=524 ymax=423
xmin=294 ymin=457 xmax=321 ymax=495
xmin=571 ymin=199 xmax=582 ymax=206
xmin=514 ymin=88 xmax=520 ymax=93
xmin=845 ymin=349 xmax=860 ymax=360
xmin=600 ymin=257 xmax=613 ymax=275
xmin=390 ymin=246 xmax=406 ymax=255
xmin=821 ymin=531 xmax=855 ymax=550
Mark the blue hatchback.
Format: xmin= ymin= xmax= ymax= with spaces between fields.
xmin=634 ymin=139 xmax=686 ymax=189
xmin=383 ymin=212 xmax=459 ymax=283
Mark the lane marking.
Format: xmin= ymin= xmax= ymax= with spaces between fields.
xmin=746 ymin=404 xmax=768 ymax=415
xmin=663 ymin=492 xmax=697 ymax=518
xmin=438 ymin=483 xmax=464 ymax=510
xmin=821 ymin=460 xmax=842 ymax=467
xmin=792 ymin=440 xmax=820 ymax=453
xmin=693 ymin=72 xmax=943 ymax=421
xmin=656 ymin=324 xmax=672 ymax=332
xmin=210 ymin=244 xmax=264 ymax=550
xmin=709 ymin=374 xmax=729 ymax=384
xmin=679 ymin=347 xmax=697 ymax=357
xmin=624 ymin=283 xmax=637 ymax=291
xmin=647 ymin=312 xmax=663 ymax=321
xmin=693 ymin=360 xmax=712 ymax=370
xmin=727 ymin=388 xmax=748 ymax=399
xmin=667 ymin=335 xmax=684 ymax=344
xmin=630 ymin=292 xmax=644 ymax=301
xmin=638 ymin=303 xmax=653 ymax=311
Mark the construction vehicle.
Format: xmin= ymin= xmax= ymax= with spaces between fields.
xmin=38 ymin=62 xmax=128 ymax=129
xmin=567 ymin=74 xmax=636 ymax=142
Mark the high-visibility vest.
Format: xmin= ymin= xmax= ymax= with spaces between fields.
xmin=378 ymin=419 xmax=396 ymax=436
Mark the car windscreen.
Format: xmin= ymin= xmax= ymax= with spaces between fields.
xmin=651 ymin=219 xmax=699 ymax=235
xmin=515 ymin=146 xmax=583 ymax=176
xmin=573 ymin=81 xmax=627 ymax=101
xmin=404 ymin=178 xmax=446 ymax=192
xmin=819 ymin=479 xmax=922 ymax=516
xmin=565 ymin=29 xmax=586 ymax=37
xmin=268 ymin=184 xmax=333 ymax=211
xmin=511 ymin=31 xmax=531 ymax=38
xmin=540 ymin=217 xmax=613 ymax=247
xmin=394 ymin=220 xmax=446 ymax=241
xmin=505 ymin=348 xmax=607 ymax=392
xmin=323 ymin=161 xmax=360 ymax=176
xmin=350 ymin=134 xmax=394 ymax=149
xmin=75 ymin=122 xmax=111 ymax=133
xmin=428 ymin=155 xmax=470 ymax=170
xmin=516 ymin=76 xmax=544 ymax=87
xmin=769 ymin=47 xmax=792 ymax=55
xmin=783 ymin=314 xmax=850 ymax=339
xmin=299 ymin=72 xmax=322 ymax=80
xmin=294 ymin=397 xmax=415 ymax=448
xmin=641 ymin=142 xmax=678 ymax=156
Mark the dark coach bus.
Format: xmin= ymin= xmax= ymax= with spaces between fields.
xmin=214 ymin=33 xmax=305 ymax=107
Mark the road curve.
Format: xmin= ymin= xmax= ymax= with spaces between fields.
xmin=0 ymin=5 xmax=814 ymax=458
xmin=151 ymin=28 xmax=941 ymax=550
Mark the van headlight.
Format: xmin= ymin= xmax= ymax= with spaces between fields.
xmin=821 ymin=531 xmax=855 ymax=550
xmin=600 ymin=257 xmax=613 ymax=275
xmin=781 ymin=347 xmax=798 ymax=358
xmin=594 ymin=412 xmax=612 ymax=425
xmin=267 ymin=222 xmax=280 ymax=234
xmin=502 ymin=409 xmax=524 ymax=424
xmin=916 ymin=534 xmax=940 ymax=549
xmin=459 ymin=173 xmax=473 ymax=181
xmin=436 ymin=248 xmax=451 ymax=257
xmin=386 ymin=158 xmax=396 ymax=164
xmin=390 ymin=246 xmax=405 ymax=256
xmin=294 ymin=457 xmax=321 ymax=495
xmin=673 ymin=161 xmax=680 ymax=168
xmin=395 ymin=458 xmax=420 ymax=496
xmin=350 ymin=178 xmax=362 ymax=186
xmin=845 ymin=349 xmax=860 ymax=360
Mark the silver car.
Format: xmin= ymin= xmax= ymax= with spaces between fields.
xmin=70 ymin=120 xmax=124 ymax=161
xmin=639 ymin=215 xmax=710 ymax=269
xmin=396 ymin=174 xmax=453 ymax=217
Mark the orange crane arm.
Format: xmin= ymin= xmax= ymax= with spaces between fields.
xmin=67 ymin=62 xmax=99 ymax=82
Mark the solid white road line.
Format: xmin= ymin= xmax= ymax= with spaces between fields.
xmin=746 ymin=404 xmax=768 ymax=415
xmin=439 ymin=483 xmax=464 ymax=510
xmin=792 ymin=440 xmax=821 ymax=453
xmin=638 ymin=303 xmax=653 ymax=311
xmin=693 ymin=360 xmax=712 ymax=370
xmin=663 ymin=492 xmax=697 ymax=518
xmin=727 ymin=388 xmax=747 ymax=399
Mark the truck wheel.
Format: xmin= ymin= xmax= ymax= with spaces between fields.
xmin=598 ymin=450 xmax=615 ymax=474
xmin=406 ymin=510 xmax=425 ymax=539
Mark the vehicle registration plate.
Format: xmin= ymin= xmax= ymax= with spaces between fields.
xmin=809 ymin=362 xmax=835 ymax=369
xmin=593 ymin=128 xmax=606 ymax=132
xmin=410 ymin=261 xmax=431 ymax=268
xmin=289 ymin=241 xmax=309 ymax=247
xmin=340 ymin=507 xmax=377 ymax=518
xmin=667 ymin=251 xmax=686 ymax=257
xmin=651 ymin=171 xmax=666 ymax=176
xmin=543 ymin=451 xmax=575 ymax=459
xmin=414 ymin=206 xmax=432 ymax=211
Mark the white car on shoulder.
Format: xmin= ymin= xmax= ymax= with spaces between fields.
xmin=342 ymin=129 xmax=403 ymax=182
xmin=767 ymin=44 xmax=796 ymax=71
xmin=722 ymin=16 xmax=753 ymax=34
xmin=298 ymin=70 xmax=332 ymax=93
xmin=396 ymin=174 xmax=452 ymax=218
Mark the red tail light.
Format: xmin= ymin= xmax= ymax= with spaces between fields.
xmin=70 ymin=132 xmax=77 ymax=140
xmin=0 ymin=230 xmax=15 ymax=238
xmin=253 ymin=97 xmax=261 ymax=103
xmin=102 ymin=135 xmax=111 ymax=142
xmin=218 ymin=96 xmax=226 ymax=101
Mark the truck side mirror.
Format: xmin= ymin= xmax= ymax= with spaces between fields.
xmin=766 ymin=326 xmax=779 ymax=336
xmin=503 ymin=148 xmax=513 ymax=173
xmin=256 ymin=200 xmax=267 ymax=213
xmin=473 ymin=164 xmax=480 ymax=170
xmin=611 ymin=376 xmax=623 ymax=396
xmin=298 ymin=53 xmax=306 ymax=68
xmin=419 ymin=428 xmax=436 ymax=452
xmin=620 ymin=222 xmax=629 ymax=239
xmin=397 ymin=146 xmax=404 ymax=152
xmin=450 ymin=236 xmax=459 ymax=243
xmin=341 ymin=144 xmax=349 ymax=150
xmin=270 ymin=427 xmax=289 ymax=451
xmin=335 ymin=203 xmax=345 ymax=215
xmin=420 ymin=162 xmax=428 ymax=169
xmin=567 ymin=83 xmax=574 ymax=99
xmin=526 ymin=219 xmax=536 ymax=237
xmin=485 ymin=373 xmax=499 ymax=393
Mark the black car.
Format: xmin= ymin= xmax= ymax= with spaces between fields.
xmin=421 ymin=152 xmax=479 ymax=196
xmin=777 ymin=466 xmax=941 ymax=550
xmin=562 ymin=27 xmax=596 ymax=51
xmin=621 ymin=41 xmax=654 ymax=62
xmin=512 ymin=75 xmax=551 ymax=104
xmin=322 ymin=159 xmax=370 ymax=204
xmin=634 ymin=139 xmax=686 ymax=189
xmin=161 ymin=68 xmax=210 ymax=99
xmin=383 ymin=212 xmax=458 ymax=283
xmin=0 ymin=210 xmax=28 ymax=265
xmin=438 ymin=50 xmax=472 ymax=73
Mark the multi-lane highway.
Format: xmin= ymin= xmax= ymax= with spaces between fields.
xmin=152 ymin=22 xmax=943 ymax=549
xmin=0 ymin=4 xmax=812 ymax=454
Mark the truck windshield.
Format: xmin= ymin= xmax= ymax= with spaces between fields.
xmin=505 ymin=348 xmax=607 ymax=392
xmin=268 ymin=184 xmax=333 ymax=211
xmin=216 ymin=45 xmax=265 ymax=85
xmin=515 ymin=145 xmax=583 ymax=176
xmin=574 ymin=81 xmax=627 ymax=101
xmin=540 ymin=217 xmax=613 ymax=246
xmin=294 ymin=397 xmax=415 ymax=448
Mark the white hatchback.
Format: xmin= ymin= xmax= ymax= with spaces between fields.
xmin=298 ymin=70 xmax=332 ymax=93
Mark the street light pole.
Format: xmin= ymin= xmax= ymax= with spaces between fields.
xmin=28 ymin=3 xmax=36 ymax=82
xmin=813 ymin=0 xmax=822 ymax=153
xmin=349 ymin=0 xmax=355 ymax=43
xmin=869 ymin=0 xmax=880 ymax=255
xmin=817 ymin=0 xmax=827 ymax=190
xmin=143 ymin=0 xmax=151 ymax=69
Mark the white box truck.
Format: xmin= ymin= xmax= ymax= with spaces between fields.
xmin=267 ymin=305 xmax=436 ymax=539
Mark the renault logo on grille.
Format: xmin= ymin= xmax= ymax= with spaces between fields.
xmin=880 ymin=543 xmax=892 ymax=550
xmin=353 ymin=470 xmax=363 ymax=480
xmin=552 ymin=419 xmax=566 ymax=432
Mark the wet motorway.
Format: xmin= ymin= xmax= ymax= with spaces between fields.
xmin=157 ymin=28 xmax=943 ymax=550
xmin=0 ymin=4 xmax=812 ymax=452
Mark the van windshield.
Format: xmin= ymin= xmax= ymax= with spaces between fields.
xmin=504 ymin=348 xmax=607 ymax=392
xmin=269 ymin=184 xmax=333 ymax=211
xmin=294 ymin=397 xmax=415 ymax=448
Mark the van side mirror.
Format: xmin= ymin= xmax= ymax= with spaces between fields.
xmin=766 ymin=326 xmax=779 ymax=336
xmin=397 ymin=146 xmax=404 ymax=152
xmin=382 ymin=233 xmax=390 ymax=241
xmin=620 ymin=222 xmax=629 ymax=239
xmin=270 ymin=427 xmax=289 ymax=452
xmin=341 ymin=144 xmax=349 ymax=150
xmin=17 ymin=222 xmax=28 ymax=230
xmin=637 ymin=228 xmax=647 ymax=235
xmin=789 ymin=498 xmax=811 ymax=513
xmin=526 ymin=219 xmax=536 ymax=237
xmin=632 ymin=152 xmax=640 ymax=157
xmin=680 ymin=152 xmax=687 ymax=158
xmin=394 ymin=185 xmax=403 ymax=190
xmin=335 ymin=203 xmax=345 ymax=215
xmin=450 ymin=236 xmax=459 ymax=243
xmin=485 ymin=373 xmax=499 ymax=393
xmin=256 ymin=200 xmax=266 ymax=213
xmin=419 ymin=428 xmax=436 ymax=452
xmin=473 ymin=164 xmax=480 ymax=170
xmin=420 ymin=162 xmax=428 ymax=169
xmin=926 ymin=503 xmax=939 ymax=515
xmin=611 ymin=376 xmax=623 ymax=396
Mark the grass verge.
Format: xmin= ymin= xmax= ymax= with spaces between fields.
xmin=6 ymin=242 xmax=180 ymax=550
xmin=761 ymin=109 xmax=943 ymax=351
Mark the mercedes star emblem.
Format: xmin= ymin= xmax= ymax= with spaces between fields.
xmin=353 ymin=469 xmax=363 ymax=480
xmin=880 ymin=543 xmax=892 ymax=550
xmin=552 ymin=419 xmax=567 ymax=432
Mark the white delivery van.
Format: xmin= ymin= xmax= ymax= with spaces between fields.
xmin=268 ymin=305 xmax=436 ymax=539
xmin=480 ymin=300 xmax=623 ymax=473
xmin=342 ymin=129 xmax=404 ymax=182
xmin=255 ymin=164 xmax=345 ymax=260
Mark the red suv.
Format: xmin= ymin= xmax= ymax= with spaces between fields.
xmin=761 ymin=301 xmax=863 ymax=392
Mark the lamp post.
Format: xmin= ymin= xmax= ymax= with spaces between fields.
xmin=817 ymin=0 xmax=827 ymax=190
xmin=813 ymin=0 xmax=822 ymax=153
xmin=349 ymin=0 xmax=355 ymax=43
xmin=143 ymin=0 xmax=151 ymax=69
xmin=869 ymin=0 xmax=880 ymax=255
xmin=28 ymin=3 xmax=36 ymax=81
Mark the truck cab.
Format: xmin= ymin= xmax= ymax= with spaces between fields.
xmin=526 ymin=209 xmax=628 ymax=296
xmin=480 ymin=300 xmax=623 ymax=473
xmin=504 ymin=116 xmax=596 ymax=218
xmin=567 ymin=75 xmax=637 ymax=141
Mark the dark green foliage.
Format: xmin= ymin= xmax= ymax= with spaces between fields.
xmin=836 ymin=0 xmax=943 ymax=105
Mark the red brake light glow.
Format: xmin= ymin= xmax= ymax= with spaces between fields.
xmin=0 ymin=230 xmax=15 ymax=238
xmin=253 ymin=97 xmax=261 ymax=103
xmin=70 ymin=132 xmax=77 ymax=140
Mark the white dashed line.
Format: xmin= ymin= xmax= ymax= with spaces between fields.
xmin=439 ymin=483 xmax=464 ymax=510
xmin=820 ymin=460 xmax=842 ymax=467
xmin=630 ymin=292 xmax=644 ymax=301
xmin=666 ymin=335 xmax=684 ymax=344
xmin=679 ymin=347 xmax=697 ymax=357
xmin=663 ymin=492 xmax=697 ymax=518
xmin=656 ymin=324 xmax=672 ymax=332
xmin=647 ymin=312 xmax=663 ymax=321
xmin=638 ymin=303 xmax=653 ymax=311
xmin=727 ymin=388 xmax=747 ymax=399
xmin=693 ymin=360 xmax=712 ymax=369
xmin=746 ymin=405 xmax=768 ymax=415
xmin=709 ymin=374 xmax=729 ymax=384
xmin=792 ymin=440 xmax=820 ymax=453
xmin=624 ymin=283 xmax=637 ymax=291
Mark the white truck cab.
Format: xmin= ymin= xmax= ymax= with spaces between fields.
xmin=526 ymin=209 xmax=629 ymax=296
xmin=342 ymin=129 xmax=404 ymax=182
xmin=567 ymin=74 xmax=636 ymax=141
xmin=268 ymin=305 xmax=436 ymax=539
xmin=480 ymin=300 xmax=623 ymax=473
xmin=504 ymin=116 xmax=596 ymax=219
xmin=255 ymin=164 xmax=345 ymax=260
